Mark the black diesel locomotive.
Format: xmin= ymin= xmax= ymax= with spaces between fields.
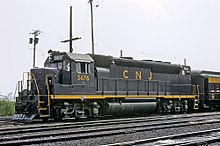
xmin=13 ymin=51 xmax=220 ymax=121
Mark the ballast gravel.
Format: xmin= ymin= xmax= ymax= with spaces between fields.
xmin=32 ymin=122 xmax=220 ymax=146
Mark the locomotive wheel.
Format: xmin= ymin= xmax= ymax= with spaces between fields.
xmin=157 ymin=103 xmax=163 ymax=113
xmin=54 ymin=117 xmax=62 ymax=121
xmin=74 ymin=109 xmax=90 ymax=119
xmin=42 ymin=117 xmax=48 ymax=122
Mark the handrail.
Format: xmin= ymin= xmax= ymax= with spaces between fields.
xmin=196 ymin=85 xmax=200 ymax=97
xmin=45 ymin=74 xmax=51 ymax=106
xmin=99 ymin=77 xmax=195 ymax=96
xmin=100 ymin=77 xmax=170 ymax=83
xmin=171 ymin=84 xmax=194 ymax=86
xmin=14 ymin=82 xmax=18 ymax=101
xmin=22 ymin=72 xmax=30 ymax=90
xmin=17 ymin=81 xmax=23 ymax=93
xmin=100 ymin=77 xmax=170 ymax=95
xmin=193 ymin=85 xmax=197 ymax=95
xmin=29 ymin=73 xmax=41 ymax=108
xmin=45 ymin=74 xmax=53 ymax=107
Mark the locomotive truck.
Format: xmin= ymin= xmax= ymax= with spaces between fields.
xmin=13 ymin=50 xmax=220 ymax=121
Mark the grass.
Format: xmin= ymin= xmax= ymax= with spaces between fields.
xmin=0 ymin=100 xmax=15 ymax=116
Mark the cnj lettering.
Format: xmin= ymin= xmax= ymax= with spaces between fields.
xmin=135 ymin=71 xmax=142 ymax=80
xmin=123 ymin=70 xmax=142 ymax=80
xmin=148 ymin=69 xmax=152 ymax=80
xmin=123 ymin=70 xmax=129 ymax=79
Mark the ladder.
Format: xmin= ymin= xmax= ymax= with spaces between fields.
xmin=193 ymin=85 xmax=200 ymax=110
xmin=29 ymin=73 xmax=51 ymax=119
xmin=38 ymin=74 xmax=52 ymax=119
xmin=38 ymin=96 xmax=50 ymax=118
xmin=194 ymin=96 xmax=199 ymax=110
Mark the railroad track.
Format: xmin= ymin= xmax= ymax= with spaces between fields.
xmin=0 ymin=116 xmax=19 ymax=127
xmin=0 ymin=112 xmax=218 ymax=132
xmin=1 ymin=112 xmax=220 ymax=145
xmin=0 ymin=112 xmax=219 ymax=135
xmin=0 ymin=117 xmax=12 ymax=121
xmin=104 ymin=128 xmax=220 ymax=146
xmin=0 ymin=116 xmax=13 ymax=123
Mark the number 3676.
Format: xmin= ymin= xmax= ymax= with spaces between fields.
xmin=77 ymin=75 xmax=89 ymax=81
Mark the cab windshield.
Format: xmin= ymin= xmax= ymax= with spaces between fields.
xmin=48 ymin=62 xmax=63 ymax=70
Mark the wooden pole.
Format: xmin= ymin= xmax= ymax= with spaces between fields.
xmin=70 ymin=6 xmax=73 ymax=53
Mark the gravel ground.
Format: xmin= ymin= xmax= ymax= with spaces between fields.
xmin=1 ymin=112 xmax=218 ymax=129
xmin=0 ymin=116 xmax=12 ymax=120
xmin=2 ymin=113 xmax=220 ymax=145
xmin=206 ymin=143 xmax=220 ymax=146
xmin=1 ymin=115 xmax=218 ymax=139
xmin=0 ymin=116 xmax=19 ymax=128
xmin=29 ymin=122 xmax=220 ymax=146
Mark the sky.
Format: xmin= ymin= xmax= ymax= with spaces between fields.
xmin=0 ymin=0 xmax=220 ymax=95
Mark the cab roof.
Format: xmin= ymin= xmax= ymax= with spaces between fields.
xmin=66 ymin=53 xmax=93 ymax=62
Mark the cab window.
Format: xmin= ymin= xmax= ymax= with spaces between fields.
xmin=209 ymin=84 xmax=215 ymax=92
xmin=216 ymin=84 xmax=220 ymax=90
xmin=76 ymin=62 xmax=90 ymax=74
xmin=63 ymin=60 xmax=70 ymax=71
xmin=47 ymin=62 xmax=63 ymax=70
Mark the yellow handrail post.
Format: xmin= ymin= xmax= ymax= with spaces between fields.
xmin=45 ymin=74 xmax=51 ymax=107
xmin=29 ymin=73 xmax=41 ymax=108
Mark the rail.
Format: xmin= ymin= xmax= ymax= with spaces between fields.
xmin=99 ymin=77 xmax=194 ymax=96
xmin=170 ymin=84 xmax=195 ymax=95
xmin=1 ymin=112 xmax=220 ymax=145
xmin=17 ymin=81 xmax=23 ymax=93
xmin=193 ymin=85 xmax=200 ymax=110
xmin=29 ymin=73 xmax=41 ymax=108
xmin=45 ymin=74 xmax=54 ymax=107
xmin=17 ymin=72 xmax=41 ymax=107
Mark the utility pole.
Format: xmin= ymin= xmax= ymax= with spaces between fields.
xmin=61 ymin=6 xmax=81 ymax=53
xmin=69 ymin=6 xmax=73 ymax=53
xmin=29 ymin=30 xmax=41 ymax=68
xmin=89 ymin=0 xmax=95 ymax=54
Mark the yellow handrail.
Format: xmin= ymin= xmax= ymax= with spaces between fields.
xmin=29 ymin=73 xmax=41 ymax=108
xmin=45 ymin=74 xmax=53 ymax=107
xmin=193 ymin=85 xmax=196 ymax=95
xmin=196 ymin=85 xmax=200 ymax=97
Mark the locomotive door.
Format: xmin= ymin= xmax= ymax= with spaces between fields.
xmin=204 ymin=77 xmax=209 ymax=97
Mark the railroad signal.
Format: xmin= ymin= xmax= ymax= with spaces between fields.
xmin=29 ymin=30 xmax=41 ymax=68
xmin=29 ymin=38 xmax=33 ymax=44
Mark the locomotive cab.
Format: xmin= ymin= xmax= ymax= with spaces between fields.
xmin=44 ymin=51 xmax=95 ymax=95
xmin=14 ymin=51 xmax=94 ymax=121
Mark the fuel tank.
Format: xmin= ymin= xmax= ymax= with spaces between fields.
xmin=104 ymin=102 xmax=157 ymax=115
